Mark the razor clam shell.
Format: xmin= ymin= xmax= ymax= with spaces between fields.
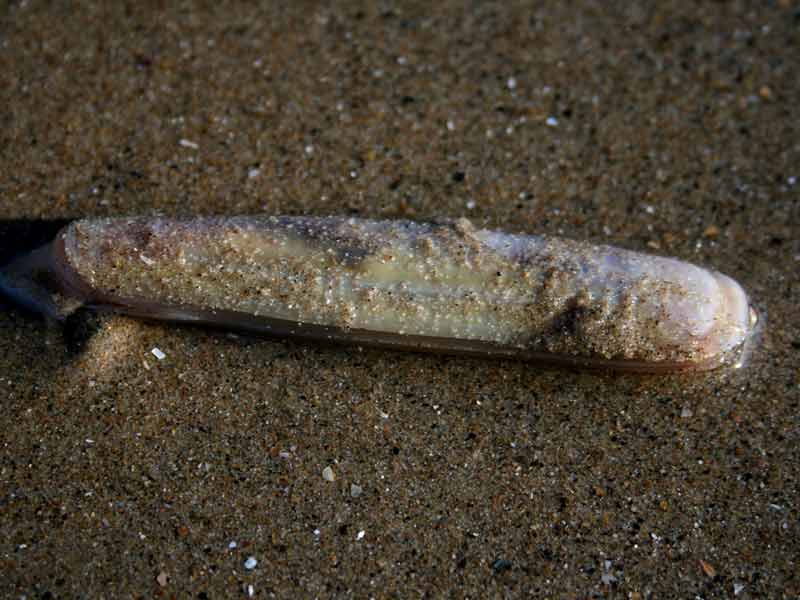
xmin=54 ymin=216 xmax=755 ymax=371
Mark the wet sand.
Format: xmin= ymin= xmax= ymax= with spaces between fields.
xmin=1 ymin=2 xmax=798 ymax=597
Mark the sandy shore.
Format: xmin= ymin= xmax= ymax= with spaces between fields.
xmin=1 ymin=2 xmax=798 ymax=597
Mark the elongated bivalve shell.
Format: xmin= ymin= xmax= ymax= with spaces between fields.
xmin=51 ymin=216 xmax=755 ymax=372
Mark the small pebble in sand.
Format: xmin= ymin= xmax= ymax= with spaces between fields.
xmin=546 ymin=116 xmax=558 ymax=126
xmin=350 ymin=483 xmax=363 ymax=498
xmin=179 ymin=139 xmax=199 ymax=149
xmin=600 ymin=560 xmax=617 ymax=584
xmin=244 ymin=557 xmax=257 ymax=570
xmin=492 ymin=558 xmax=513 ymax=574
xmin=356 ymin=530 xmax=365 ymax=540
xmin=322 ymin=466 xmax=335 ymax=482
xmin=156 ymin=571 xmax=168 ymax=586
xmin=151 ymin=347 xmax=166 ymax=360
xmin=699 ymin=559 xmax=716 ymax=577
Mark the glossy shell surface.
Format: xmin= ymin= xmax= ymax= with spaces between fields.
xmin=58 ymin=216 xmax=755 ymax=371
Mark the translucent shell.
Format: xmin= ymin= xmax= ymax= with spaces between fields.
xmin=53 ymin=216 xmax=756 ymax=372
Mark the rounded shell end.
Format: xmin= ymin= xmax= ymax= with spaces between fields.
xmin=693 ymin=272 xmax=758 ymax=369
